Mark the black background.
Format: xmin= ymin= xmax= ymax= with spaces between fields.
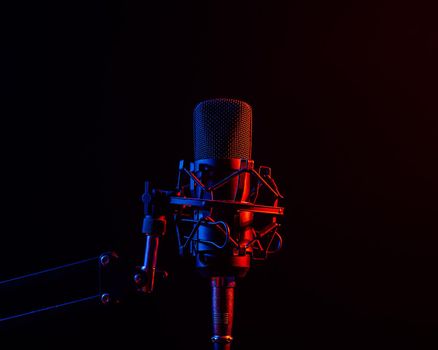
xmin=2 ymin=0 xmax=438 ymax=348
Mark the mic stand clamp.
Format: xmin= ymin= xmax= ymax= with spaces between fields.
xmin=137 ymin=181 xmax=172 ymax=294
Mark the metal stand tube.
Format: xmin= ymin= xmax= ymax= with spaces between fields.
xmin=211 ymin=276 xmax=236 ymax=350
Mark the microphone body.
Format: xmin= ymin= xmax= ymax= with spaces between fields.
xmin=192 ymin=158 xmax=254 ymax=278
xmin=192 ymin=99 xmax=254 ymax=280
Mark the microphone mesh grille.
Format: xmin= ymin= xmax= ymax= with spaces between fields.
xmin=193 ymin=98 xmax=252 ymax=160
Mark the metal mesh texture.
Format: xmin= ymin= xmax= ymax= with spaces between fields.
xmin=193 ymin=98 xmax=252 ymax=160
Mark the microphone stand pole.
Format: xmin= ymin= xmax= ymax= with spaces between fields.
xmin=211 ymin=276 xmax=236 ymax=350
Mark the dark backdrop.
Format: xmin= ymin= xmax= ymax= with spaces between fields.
xmin=2 ymin=0 xmax=437 ymax=348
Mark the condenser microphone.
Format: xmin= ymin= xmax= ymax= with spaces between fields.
xmin=139 ymin=98 xmax=284 ymax=350
xmin=191 ymin=99 xmax=259 ymax=350
xmin=192 ymin=99 xmax=255 ymax=280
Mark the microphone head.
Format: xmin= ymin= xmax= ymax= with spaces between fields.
xmin=193 ymin=98 xmax=252 ymax=160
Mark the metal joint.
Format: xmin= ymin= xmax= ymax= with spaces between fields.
xmin=211 ymin=335 xmax=233 ymax=344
